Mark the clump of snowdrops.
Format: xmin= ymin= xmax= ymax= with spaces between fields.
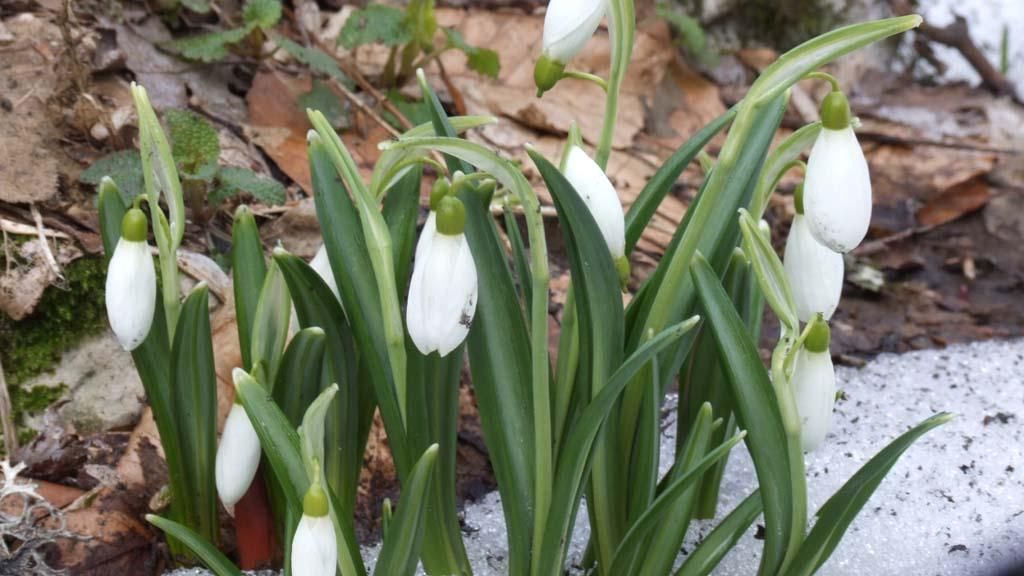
xmin=97 ymin=2 xmax=950 ymax=575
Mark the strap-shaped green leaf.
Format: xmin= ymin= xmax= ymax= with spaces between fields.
xmin=374 ymin=445 xmax=439 ymax=576
xmin=273 ymin=328 xmax=327 ymax=427
xmin=676 ymin=490 xmax=763 ymax=576
xmin=692 ymin=252 xmax=793 ymax=575
xmin=97 ymin=178 xmax=126 ymax=260
xmin=609 ymin=428 xmax=748 ymax=575
xmin=250 ymin=259 xmax=292 ymax=390
xmin=749 ymin=122 xmax=821 ymax=220
xmin=535 ymin=317 xmax=699 ymax=576
xmin=146 ymin=515 xmax=242 ymax=576
xmin=784 ymin=412 xmax=952 ymax=576
xmin=170 ymin=285 xmax=218 ymax=542
xmin=623 ymin=107 xmax=736 ymax=254
xmin=529 ymin=147 xmax=627 ymax=570
xmin=231 ymin=205 xmax=267 ymax=370
xmin=502 ymin=204 xmax=532 ymax=309
xmin=382 ymin=164 xmax=422 ymax=298
xmin=738 ymin=210 xmax=798 ymax=333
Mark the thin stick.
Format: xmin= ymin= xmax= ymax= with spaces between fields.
xmin=0 ymin=356 xmax=19 ymax=456
xmin=29 ymin=204 xmax=62 ymax=281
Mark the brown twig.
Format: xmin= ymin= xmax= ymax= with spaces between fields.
xmin=435 ymin=59 xmax=468 ymax=117
xmin=892 ymin=0 xmax=1020 ymax=101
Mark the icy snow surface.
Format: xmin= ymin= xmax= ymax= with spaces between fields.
xmin=172 ymin=339 xmax=1024 ymax=575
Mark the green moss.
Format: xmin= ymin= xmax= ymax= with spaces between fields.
xmin=0 ymin=256 xmax=108 ymax=385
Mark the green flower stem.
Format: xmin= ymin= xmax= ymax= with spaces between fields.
xmin=308 ymin=111 xmax=409 ymax=424
xmin=562 ymin=70 xmax=608 ymax=92
xmin=770 ymin=341 xmax=808 ymax=571
xmin=750 ymin=121 xmax=820 ymax=220
xmin=802 ymin=71 xmax=841 ymax=91
xmin=595 ymin=0 xmax=635 ymax=169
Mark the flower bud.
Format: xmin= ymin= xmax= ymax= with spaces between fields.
xmin=406 ymin=211 xmax=478 ymax=357
xmin=535 ymin=0 xmax=605 ymax=94
xmin=784 ymin=210 xmax=844 ymax=322
xmin=215 ymin=401 xmax=262 ymax=508
xmin=562 ymin=145 xmax=629 ymax=287
xmin=105 ymin=208 xmax=156 ymax=351
xmin=310 ymin=243 xmax=341 ymax=302
xmin=792 ymin=319 xmax=835 ymax=452
xmin=803 ymin=91 xmax=872 ymax=253
xmin=291 ymin=481 xmax=336 ymax=576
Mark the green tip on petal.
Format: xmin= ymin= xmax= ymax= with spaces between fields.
xmin=436 ymin=196 xmax=467 ymax=235
xmin=820 ymin=91 xmax=851 ymax=131
xmin=121 ymin=208 xmax=148 ymax=242
xmin=614 ymin=255 xmax=631 ymax=292
xmin=534 ymin=54 xmax=565 ymax=97
xmin=794 ymin=182 xmax=804 ymax=215
xmin=804 ymin=315 xmax=831 ymax=353
xmin=302 ymin=480 xmax=330 ymax=518
xmin=430 ymin=178 xmax=451 ymax=211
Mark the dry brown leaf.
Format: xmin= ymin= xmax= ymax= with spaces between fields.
xmin=248 ymin=71 xmax=316 ymax=192
xmin=916 ymin=176 xmax=991 ymax=227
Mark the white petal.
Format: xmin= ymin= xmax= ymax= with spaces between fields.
xmin=215 ymin=404 xmax=262 ymax=507
xmin=543 ymin=0 xmax=606 ymax=63
xmin=803 ymin=127 xmax=872 ymax=253
xmin=310 ymin=243 xmax=341 ymax=302
xmin=105 ymin=238 xmax=156 ymax=351
xmin=792 ymin=348 xmax=836 ymax=452
xmin=563 ymin=146 xmax=626 ymax=258
xmin=784 ymin=215 xmax=844 ymax=322
xmin=291 ymin=514 xmax=337 ymax=576
xmin=406 ymin=215 xmax=478 ymax=357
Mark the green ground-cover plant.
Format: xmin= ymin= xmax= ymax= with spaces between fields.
xmin=91 ymin=3 xmax=950 ymax=575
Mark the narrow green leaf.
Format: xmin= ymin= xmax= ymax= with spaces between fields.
xmin=374 ymin=445 xmax=439 ymax=576
xmin=502 ymin=205 xmax=532 ymax=308
xmin=749 ymin=122 xmax=820 ymax=219
xmin=132 ymin=83 xmax=185 ymax=247
xmin=382 ymin=164 xmax=422 ymax=297
xmin=535 ymin=318 xmax=699 ymax=576
xmin=676 ymin=491 xmax=763 ymax=576
xmin=231 ymin=205 xmax=267 ymax=370
xmin=738 ymin=210 xmax=797 ymax=333
xmin=250 ymin=259 xmax=292 ymax=389
xmin=98 ymin=178 xmax=127 ymax=261
xmin=170 ymin=286 xmax=219 ymax=542
xmin=147 ymin=515 xmax=242 ymax=576
xmin=623 ymin=107 xmax=735 ymax=254
xmin=273 ymin=328 xmax=327 ymax=429
xmin=417 ymin=69 xmax=472 ymax=175
xmin=785 ymin=412 xmax=953 ymax=576
xmin=692 ymin=252 xmax=793 ymax=575
xmin=609 ymin=431 xmax=748 ymax=576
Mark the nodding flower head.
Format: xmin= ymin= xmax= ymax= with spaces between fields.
xmin=784 ymin=184 xmax=844 ymax=322
xmin=792 ymin=318 xmax=836 ymax=452
xmin=291 ymin=479 xmax=337 ymax=576
xmin=105 ymin=207 xmax=156 ymax=351
xmin=534 ymin=0 xmax=606 ymax=94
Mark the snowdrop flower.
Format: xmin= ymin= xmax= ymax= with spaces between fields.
xmin=784 ymin=184 xmax=844 ymax=322
xmin=406 ymin=187 xmax=478 ymax=357
xmin=563 ymin=145 xmax=630 ymax=287
xmin=105 ymin=206 xmax=156 ymax=351
xmin=310 ymin=243 xmax=341 ymax=302
xmin=292 ymin=479 xmax=337 ymax=576
xmin=215 ymin=397 xmax=261 ymax=508
xmin=803 ymin=90 xmax=872 ymax=253
xmin=792 ymin=318 xmax=836 ymax=452
xmin=534 ymin=0 xmax=606 ymax=94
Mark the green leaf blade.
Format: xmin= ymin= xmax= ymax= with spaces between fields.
xmin=374 ymin=445 xmax=439 ymax=576
xmin=147 ymin=515 xmax=242 ymax=576
xmin=339 ymin=4 xmax=412 ymax=49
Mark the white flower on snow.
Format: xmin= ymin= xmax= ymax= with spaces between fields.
xmin=803 ymin=91 xmax=872 ymax=253
xmin=406 ymin=197 xmax=478 ymax=357
xmin=792 ymin=320 xmax=836 ymax=452
xmin=784 ymin=191 xmax=844 ymax=322
xmin=215 ymin=400 xmax=261 ymax=508
xmin=563 ymin=145 xmax=630 ymax=286
xmin=292 ymin=482 xmax=337 ymax=576
xmin=105 ymin=208 xmax=156 ymax=351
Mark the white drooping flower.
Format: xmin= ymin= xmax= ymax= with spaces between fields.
xmin=784 ymin=207 xmax=844 ymax=322
xmin=291 ymin=482 xmax=337 ymax=576
xmin=542 ymin=0 xmax=605 ymax=65
xmin=563 ymin=145 xmax=630 ymax=285
xmin=406 ymin=195 xmax=478 ymax=357
xmin=310 ymin=243 xmax=341 ymax=302
xmin=803 ymin=91 xmax=872 ymax=253
xmin=105 ymin=208 xmax=156 ymax=351
xmin=534 ymin=0 xmax=606 ymax=93
xmin=791 ymin=320 xmax=836 ymax=452
xmin=215 ymin=401 xmax=262 ymax=508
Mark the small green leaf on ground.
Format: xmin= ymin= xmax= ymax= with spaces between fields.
xmin=79 ymin=150 xmax=144 ymax=202
xmin=243 ymin=0 xmax=283 ymax=30
xmin=180 ymin=0 xmax=212 ymax=14
xmin=165 ymin=109 xmax=221 ymax=179
xmin=383 ymin=90 xmax=432 ymax=128
xmin=298 ymin=80 xmax=349 ymax=129
xmin=444 ymin=28 xmax=500 ymax=78
xmin=163 ymin=27 xmax=250 ymax=63
xmin=211 ymin=167 xmax=286 ymax=206
xmin=276 ymin=37 xmax=353 ymax=87
xmin=338 ymin=4 xmax=412 ymax=49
